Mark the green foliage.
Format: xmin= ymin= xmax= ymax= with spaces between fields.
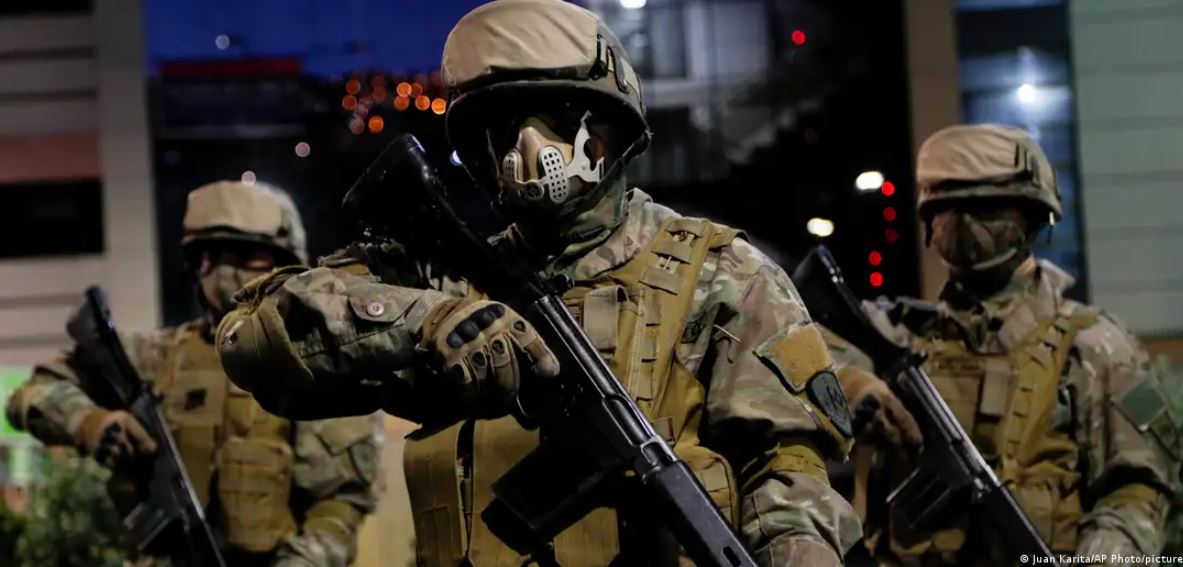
xmin=0 ymin=498 xmax=25 ymax=561
xmin=16 ymin=457 xmax=125 ymax=567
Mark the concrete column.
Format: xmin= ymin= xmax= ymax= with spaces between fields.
xmin=903 ymin=0 xmax=962 ymax=300
xmin=94 ymin=0 xmax=160 ymax=330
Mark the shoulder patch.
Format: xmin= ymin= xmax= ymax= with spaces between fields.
xmin=1116 ymin=379 xmax=1180 ymax=461
xmin=757 ymin=323 xmax=833 ymax=393
xmin=807 ymin=370 xmax=852 ymax=438
xmin=681 ymin=311 xmax=709 ymax=344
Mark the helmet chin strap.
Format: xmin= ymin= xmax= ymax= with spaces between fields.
xmin=965 ymin=247 xmax=1020 ymax=272
xmin=944 ymin=247 xmax=1031 ymax=298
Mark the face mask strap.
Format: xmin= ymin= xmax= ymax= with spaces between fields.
xmin=565 ymin=111 xmax=605 ymax=184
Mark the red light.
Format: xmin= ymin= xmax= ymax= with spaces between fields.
xmin=883 ymin=207 xmax=897 ymax=222
xmin=881 ymin=181 xmax=895 ymax=197
xmin=868 ymin=251 xmax=882 ymax=266
xmin=791 ymin=30 xmax=806 ymax=46
xmin=870 ymin=272 xmax=884 ymax=287
xmin=885 ymin=228 xmax=899 ymax=243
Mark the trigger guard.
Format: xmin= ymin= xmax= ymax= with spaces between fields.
xmin=511 ymin=393 xmax=539 ymax=430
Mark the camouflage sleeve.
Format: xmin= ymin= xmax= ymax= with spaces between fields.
xmin=5 ymin=359 xmax=97 ymax=446
xmin=318 ymin=240 xmax=429 ymax=288
xmin=1074 ymin=313 xmax=1178 ymax=558
xmin=819 ymin=324 xmax=875 ymax=374
xmin=696 ymin=239 xmax=861 ymax=565
xmin=216 ymin=266 xmax=454 ymax=420
xmin=274 ymin=414 xmax=385 ymax=567
xmin=5 ymin=329 xmax=172 ymax=447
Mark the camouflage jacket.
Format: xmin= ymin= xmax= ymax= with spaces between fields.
xmin=5 ymin=320 xmax=383 ymax=567
xmin=853 ymin=258 xmax=1178 ymax=562
xmin=218 ymin=189 xmax=862 ymax=565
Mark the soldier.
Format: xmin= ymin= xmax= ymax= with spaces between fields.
xmin=840 ymin=124 xmax=1179 ymax=565
xmin=6 ymin=181 xmax=383 ymax=567
xmin=215 ymin=0 xmax=861 ymax=564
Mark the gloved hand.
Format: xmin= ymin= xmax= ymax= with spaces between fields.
xmin=421 ymin=298 xmax=561 ymax=417
xmin=836 ymin=366 xmax=922 ymax=450
xmin=73 ymin=408 xmax=157 ymax=468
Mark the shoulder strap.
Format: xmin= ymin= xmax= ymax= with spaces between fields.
xmin=606 ymin=217 xmax=739 ymax=407
xmin=156 ymin=324 xmax=226 ymax=508
xmin=152 ymin=325 xmax=192 ymax=394
xmin=404 ymin=423 xmax=469 ymax=566
xmin=997 ymin=302 xmax=1098 ymax=474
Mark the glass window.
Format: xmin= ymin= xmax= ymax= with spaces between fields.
xmin=955 ymin=3 xmax=1088 ymax=298
xmin=0 ymin=180 xmax=103 ymax=259
xmin=587 ymin=0 xmax=688 ymax=80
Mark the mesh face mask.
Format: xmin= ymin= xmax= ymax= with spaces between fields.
xmin=498 ymin=111 xmax=605 ymax=211
xmin=199 ymin=264 xmax=268 ymax=321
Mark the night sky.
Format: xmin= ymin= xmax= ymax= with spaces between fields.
xmin=146 ymin=0 xmax=487 ymax=76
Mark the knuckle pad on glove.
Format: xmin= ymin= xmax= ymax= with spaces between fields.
xmin=489 ymin=336 xmax=512 ymax=366
xmin=469 ymin=349 xmax=488 ymax=369
xmin=467 ymin=348 xmax=491 ymax=383
xmin=456 ymin=320 xmax=481 ymax=342
xmin=445 ymin=363 xmax=472 ymax=388
xmin=473 ymin=305 xmax=502 ymax=328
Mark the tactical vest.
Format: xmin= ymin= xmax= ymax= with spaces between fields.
xmin=405 ymin=217 xmax=742 ymax=566
xmin=868 ymin=302 xmax=1098 ymax=563
xmin=155 ymin=325 xmax=298 ymax=554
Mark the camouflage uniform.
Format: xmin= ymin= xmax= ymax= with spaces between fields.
xmin=843 ymin=125 xmax=1179 ymax=565
xmin=219 ymin=0 xmax=861 ymax=563
xmin=6 ymin=181 xmax=383 ymax=567
xmin=219 ymin=188 xmax=863 ymax=565
xmin=853 ymin=259 xmax=1178 ymax=564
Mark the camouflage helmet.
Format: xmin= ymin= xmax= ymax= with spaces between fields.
xmin=181 ymin=181 xmax=307 ymax=266
xmin=916 ymin=124 xmax=1061 ymax=223
xmin=441 ymin=0 xmax=651 ymax=171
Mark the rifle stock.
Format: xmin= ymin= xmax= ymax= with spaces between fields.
xmin=791 ymin=246 xmax=1059 ymax=566
xmin=68 ymin=287 xmax=227 ymax=566
xmin=343 ymin=135 xmax=755 ymax=567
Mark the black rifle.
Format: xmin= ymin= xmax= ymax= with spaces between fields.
xmin=67 ymin=286 xmax=227 ymax=566
xmin=791 ymin=246 xmax=1059 ymax=566
xmin=343 ymin=135 xmax=755 ymax=567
